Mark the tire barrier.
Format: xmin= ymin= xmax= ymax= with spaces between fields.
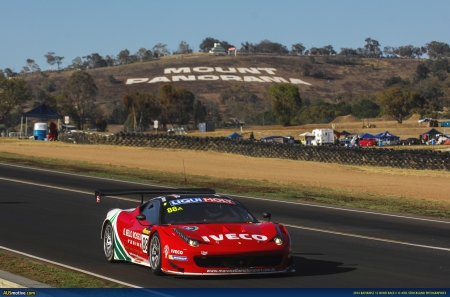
xmin=58 ymin=132 xmax=450 ymax=171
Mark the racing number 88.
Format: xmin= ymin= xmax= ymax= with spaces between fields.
xmin=167 ymin=206 xmax=183 ymax=213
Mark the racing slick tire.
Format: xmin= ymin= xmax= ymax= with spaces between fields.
xmin=103 ymin=222 xmax=116 ymax=262
xmin=150 ymin=232 xmax=163 ymax=275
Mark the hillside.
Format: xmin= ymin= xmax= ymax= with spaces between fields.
xmin=22 ymin=54 xmax=421 ymax=113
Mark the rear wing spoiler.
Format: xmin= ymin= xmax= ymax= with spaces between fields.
xmin=95 ymin=188 xmax=216 ymax=204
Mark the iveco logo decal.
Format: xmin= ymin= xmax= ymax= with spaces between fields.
xmin=181 ymin=226 xmax=199 ymax=231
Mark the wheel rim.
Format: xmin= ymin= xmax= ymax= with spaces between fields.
xmin=104 ymin=225 xmax=113 ymax=258
xmin=150 ymin=236 xmax=160 ymax=270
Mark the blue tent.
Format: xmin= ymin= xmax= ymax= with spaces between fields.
xmin=23 ymin=103 xmax=61 ymax=119
xmin=359 ymin=133 xmax=375 ymax=139
xmin=227 ymin=132 xmax=243 ymax=139
xmin=373 ymin=131 xmax=399 ymax=139
xmin=422 ymin=128 xmax=442 ymax=136
xmin=20 ymin=103 xmax=62 ymax=138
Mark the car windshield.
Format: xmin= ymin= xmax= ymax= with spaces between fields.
xmin=161 ymin=197 xmax=258 ymax=224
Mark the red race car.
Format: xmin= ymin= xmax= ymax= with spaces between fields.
xmin=359 ymin=139 xmax=377 ymax=146
xmin=97 ymin=188 xmax=294 ymax=276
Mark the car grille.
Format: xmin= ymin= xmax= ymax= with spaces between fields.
xmin=194 ymin=255 xmax=283 ymax=268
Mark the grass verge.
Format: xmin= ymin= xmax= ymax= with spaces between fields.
xmin=0 ymin=150 xmax=450 ymax=288
xmin=0 ymin=252 xmax=127 ymax=288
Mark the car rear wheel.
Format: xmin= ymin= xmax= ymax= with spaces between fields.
xmin=150 ymin=233 xmax=163 ymax=275
xmin=103 ymin=222 xmax=115 ymax=262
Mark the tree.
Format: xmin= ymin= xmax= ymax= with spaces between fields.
xmin=193 ymin=99 xmax=207 ymax=126
xmin=3 ymin=68 xmax=16 ymax=77
xmin=84 ymin=53 xmax=107 ymax=68
xmin=268 ymin=83 xmax=302 ymax=126
xmin=291 ymin=43 xmax=306 ymax=55
xmin=59 ymin=71 xmax=97 ymax=129
xmin=351 ymin=98 xmax=380 ymax=119
xmin=54 ymin=56 xmax=64 ymax=70
xmin=117 ymin=49 xmax=130 ymax=65
xmin=199 ymin=37 xmax=220 ymax=51
xmin=152 ymin=44 xmax=170 ymax=57
xmin=339 ymin=48 xmax=359 ymax=57
xmin=25 ymin=59 xmax=40 ymax=73
xmin=175 ymin=41 xmax=193 ymax=54
xmin=105 ymin=55 xmax=117 ymax=67
xmin=44 ymin=52 xmax=56 ymax=70
xmin=426 ymin=41 xmax=450 ymax=59
xmin=414 ymin=63 xmax=430 ymax=81
xmin=70 ymin=56 xmax=84 ymax=70
xmin=253 ymin=40 xmax=288 ymax=54
xmin=135 ymin=48 xmax=152 ymax=61
xmin=173 ymin=88 xmax=195 ymax=125
xmin=108 ymin=101 xmax=129 ymax=124
xmin=122 ymin=91 xmax=160 ymax=132
xmin=0 ymin=76 xmax=32 ymax=123
xmin=364 ymin=38 xmax=382 ymax=57
xmin=376 ymin=86 xmax=425 ymax=123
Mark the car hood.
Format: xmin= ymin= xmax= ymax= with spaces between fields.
xmin=168 ymin=222 xmax=279 ymax=246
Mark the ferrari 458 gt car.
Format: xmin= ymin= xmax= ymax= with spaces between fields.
xmin=97 ymin=188 xmax=294 ymax=276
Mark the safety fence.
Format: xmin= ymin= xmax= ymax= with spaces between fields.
xmin=58 ymin=132 xmax=450 ymax=171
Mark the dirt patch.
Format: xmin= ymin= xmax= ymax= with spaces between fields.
xmin=331 ymin=115 xmax=361 ymax=123
xmin=1 ymin=139 xmax=449 ymax=202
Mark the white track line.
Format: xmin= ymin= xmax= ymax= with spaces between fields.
xmin=285 ymin=224 xmax=450 ymax=252
xmin=1 ymin=162 xmax=449 ymax=225
xmin=0 ymin=245 xmax=140 ymax=288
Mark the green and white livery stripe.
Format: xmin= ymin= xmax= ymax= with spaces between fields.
xmin=109 ymin=210 xmax=132 ymax=262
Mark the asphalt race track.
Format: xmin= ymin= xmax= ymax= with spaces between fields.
xmin=0 ymin=162 xmax=449 ymax=288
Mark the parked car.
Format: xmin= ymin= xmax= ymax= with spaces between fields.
xmin=400 ymin=138 xmax=420 ymax=145
xmin=339 ymin=137 xmax=355 ymax=146
xmin=378 ymin=138 xmax=400 ymax=145
xmin=359 ymin=139 xmax=377 ymax=146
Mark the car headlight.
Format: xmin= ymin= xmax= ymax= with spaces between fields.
xmin=273 ymin=225 xmax=284 ymax=245
xmin=174 ymin=228 xmax=199 ymax=247
xmin=188 ymin=239 xmax=199 ymax=247
xmin=273 ymin=237 xmax=283 ymax=245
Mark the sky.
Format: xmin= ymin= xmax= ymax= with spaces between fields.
xmin=1 ymin=0 xmax=449 ymax=72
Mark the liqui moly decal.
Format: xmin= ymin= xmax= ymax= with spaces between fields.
xmin=169 ymin=197 xmax=235 ymax=206
xmin=201 ymin=234 xmax=268 ymax=242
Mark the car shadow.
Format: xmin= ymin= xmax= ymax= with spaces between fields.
xmin=175 ymin=253 xmax=356 ymax=280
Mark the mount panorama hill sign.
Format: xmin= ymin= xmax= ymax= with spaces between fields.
xmin=126 ymin=67 xmax=312 ymax=86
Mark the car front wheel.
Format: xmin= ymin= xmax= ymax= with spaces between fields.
xmin=150 ymin=233 xmax=163 ymax=275
xmin=103 ymin=222 xmax=115 ymax=262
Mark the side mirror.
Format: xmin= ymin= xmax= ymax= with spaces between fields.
xmin=262 ymin=212 xmax=271 ymax=222
xmin=136 ymin=214 xmax=146 ymax=221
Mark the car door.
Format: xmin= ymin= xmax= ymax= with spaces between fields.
xmin=129 ymin=199 xmax=161 ymax=259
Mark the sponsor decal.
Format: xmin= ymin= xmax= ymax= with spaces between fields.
xmin=123 ymin=228 xmax=143 ymax=248
xmin=201 ymin=234 xmax=268 ymax=243
xmin=123 ymin=229 xmax=142 ymax=240
xmin=169 ymin=197 xmax=235 ymax=206
xmin=169 ymin=198 xmax=203 ymax=206
xmin=168 ymin=255 xmax=188 ymax=261
xmin=181 ymin=226 xmax=199 ymax=231
xmin=202 ymin=198 xmax=235 ymax=204
xmin=142 ymin=228 xmax=151 ymax=235
xmin=164 ymin=245 xmax=169 ymax=258
xmin=126 ymin=67 xmax=312 ymax=86
xmin=170 ymin=249 xmax=184 ymax=255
